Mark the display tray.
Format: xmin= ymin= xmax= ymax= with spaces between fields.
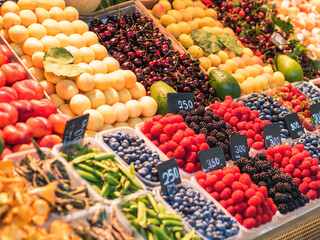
xmin=96 ymin=127 xmax=167 ymax=189
xmin=154 ymin=179 xmax=243 ymax=240
xmin=52 ymin=137 xmax=146 ymax=205
xmin=3 ymin=148 xmax=103 ymax=220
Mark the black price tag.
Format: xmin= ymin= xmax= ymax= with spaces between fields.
xmin=157 ymin=158 xmax=181 ymax=193
xmin=284 ymin=113 xmax=305 ymax=139
xmin=309 ymin=103 xmax=320 ymax=125
xmin=263 ymin=123 xmax=282 ymax=149
xmin=167 ymin=93 xmax=195 ymax=114
xmin=198 ymin=147 xmax=226 ymax=173
xmin=270 ymin=32 xmax=286 ymax=50
xmin=62 ymin=114 xmax=89 ymax=145
xmin=230 ymin=134 xmax=249 ymax=160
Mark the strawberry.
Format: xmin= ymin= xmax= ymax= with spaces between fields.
xmin=282 ymin=101 xmax=293 ymax=110
xmin=302 ymin=118 xmax=316 ymax=132
xmin=279 ymin=86 xmax=290 ymax=93
xmin=293 ymin=105 xmax=303 ymax=112
xmin=291 ymin=99 xmax=301 ymax=106
xmin=291 ymin=88 xmax=303 ymax=97
xmin=298 ymin=95 xmax=307 ymax=101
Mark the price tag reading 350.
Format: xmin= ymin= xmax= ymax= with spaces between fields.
xmin=263 ymin=123 xmax=282 ymax=149
xmin=230 ymin=134 xmax=249 ymax=160
xmin=167 ymin=93 xmax=195 ymax=114
xmin=157 ymin=158 xmax=181 ymax=192
xmin=284 ymin=113 xmax=305 ymax=139
xmin=199 ymin=147 xmax=226 ymax=173
xmin=309 ymin=103 xmax=320 ymax=125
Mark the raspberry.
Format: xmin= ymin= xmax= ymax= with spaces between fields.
xmin=176 ymin=159 xmax=185 ymax=168
xmin=300 ymin=161 xmax=311 ymax=170
xmin=255 ymin=215 xmax=262 ymax=228
xmin=243 ymin=218 xmax=256 ymax=229
xmin=222 ymin=173 xmax=235 ymax=186
xmin=195 ymin=171 xmax=207 ymax=181
xmin=220 ymin=187 xmax=232 ymax=200
xmin=245 ymin=122 xmax=254 ymax=130
xmin=248 ymin=195 xmax=261 ymax=207
xmin=197 ymin=178 xmax=206 ymax=188
xmin=180 ymin=137 xmax=192 ymax=148
xmin=172 ymin=132 xmax=183 ymax=143
xmin=219 ymin=200 xmax=228 ymax=208
xmin=199 ymin=143 xmax=210 ymax=151
xmin=231 ymin=190 xmax=245 ymax=204
xmin=283 ymin=150 xmax=291 ymax=158
xmin=247 ymin=129 xmax=255 ymax=138
xmin=293 ymin=168 xmax=302 ymax=178
xmin=226 ymin=198 xmax=235 ymax=206
xmin=195 ymin=134 xmax=206 ymax=144
xmin=213 ymin=181 xmax=226 ymax=192
xmin=217 ymin=107 xmax=227 ymax=116
xmin=237 ymin=121 xmax=246 ymax=130
xmin=259 ymin=186 xmax=268 ymax=198
xmin=252 ymin=141 xmax=264 ymax=150
xmin=172 ymin=115 xmax=184 ymax=123
xmin=311 ymin=166 xmax=319 ymax=174
xmin=186 ymin=152 xmax=197 ymax=163
xmin=152 ymin=140 xmax=160 ymax=147
xmin=306 ymin=190 xmax=317 ymax=200
xmin=152 ymin=115 xmax=163 ymax=122
xmin=293 ymin=178 xmax=301 ymax=185
xmin=274 ymin=153 xmax=283 ymax=163
xmin=244 ymin=206 xmax=257 ymax=218
xmin=253 ymin=123 xmax=261 ymax=132
xmin=302 ymin=169 xmax=311 ymax=177
xmin=150 ymin=123 xmax=163 ymax=137
xmin=234 ymin=213 xmax=243 ymax=224
xmin=229 ymin=116 xmax=239 ymax=126
xmin=299 ymin=182 xmax=309 ymax=194
xmin=173 ymin=146 xmax=186 ymax=159
xmin=226 ymin=206 xmax=236 ymax=216
xmin=143 ymin=119 xmax=154 ymax=132
xmin=284 ymin=164 xmax=294 ymax=173
xmin=245 ymin=188 xmax=256 ymax=199
xmin=195 ymin=162 xmax=201 ymax=171
xmin=167 ymin=151 xmax=174 ymax=158
xmin=167 ymin=140 xmax=179 ymax=151
xmin=281 ymin=157 xmax=290 ymax=168
xmin=293 ymin=144 xmax=305 ymax=152
xmin=303 ymin=177 xmax=312 ymax=184
xmin=159 ymin=134 xmax=170 ymax=144
xmin=241 ymin=115 xmax=248 ymax=121
xmin=231 ymin=101 xmax=240 ymax=109
xmin=232 ymin=181 xmax=244 ymax=191
xmin=312 ymin=158 xmax=319 ymax=166
xmin=159 ymin=117 xmax=170 ymax=126
xmin=234 ymin=202 xmax=247 ymax=214
xmin=210 ymin=192 xmax=220 ymax=201
xmin=309 ymin=181 xmax=319 ymax=190
xmin=206 ymin=186 xmax=213 ymax=193
xmin=163 ymin=124 xmax=175 ymax=136
xmin=206 ymin=175 xmax=218 ymax=186
xmin=289 ymin=156 xmax=300 ymax=166
xmin=231 ymin=108 xmax=242 ymax=118
xmin=254 ymin=134 xmax=263 ymax=142
xmin=184 ymin=163 xmax=195 ymax=173
xmin=257 ymin=206 xmax=263 ymax=215
xmin=247 ymin=138 xmax=254 ymax=147
xmin=184 ymin=128 xmax=195 ymax=137
xmin=224 ymin=112 xmax=232 ymax=122
xmin=239 ymin=173 xmax=251 ymax=186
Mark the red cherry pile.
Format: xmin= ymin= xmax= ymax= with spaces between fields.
xmin=140 ymin=114 xmax=209 ymax=173
xmin=209 ymin=96 xmax=270 ymax=150
xmin=264 ymin=144 xmax=320 ymax=200
xmin=269 ymin=83 xmax=316 ymax=131
xmin=196 ymin=166 xmax=277 ymax=229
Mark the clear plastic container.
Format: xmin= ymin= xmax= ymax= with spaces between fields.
xmin=3 ymin=148 xmax=103 ymax=215
xmin=52 ymin=137 xmax=146 ymax=204
xmin=96 ymin=127 xmax=165 ymax=189
xmin=190 ymin=177 xmax=280 ymax=237
xmin=135 ymin=122 xmax=197 ymax=179
xmin=154 ymin=179 xmax=243 ymax=240
xmin=112 ymin=190 xmax=195 ymax=240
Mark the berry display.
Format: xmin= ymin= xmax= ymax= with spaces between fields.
xmin=178 ymin=106 xmax=237 ymax=161
xmin=295 ymin=82 xmax=320 ymax=104
xmin=163 ymin=185 xmax=239 ymax=239
xmin=89 ymin=12 xmax=215 ymax=107
xmin=102 ymin=131 xmax=161 ymax=183
xmin=140 ymin=114 xmax=209 ymax=173
xmin=294 ymin=134 xmax=320 ymax=160
xmin=196 ymin=166 xmax=277 ymax=229
xmin=235 ymin=153 xmax=309 ymax=214
xmin=264 ymin=144 xmax=320 ymax=200
xmin=240 ymin=92 xmax=291 ymax=139
xmin=210 ymin=96 xmax=270 ymax=150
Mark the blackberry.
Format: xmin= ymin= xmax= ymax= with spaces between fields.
xmin=191 ymin=116 xmax=199 ymax=123
xmin=195 ymin=106 xmax=206 ymax=116
xmin=203 ymin=116 xmax=212 ymax=123
xmin=199 ymin=122 xmax=207 ymax=129
xmin=252 ymin=174 xmax=260 ymax=182
xmin=302 ymin=194 xmax=310 ymax=203
xmin=189 ymin=123 xmax=200 ymax=134
xmin=292 ymin=181 xmax=299 ymax=190
xmin=235 ymin=158 xmax=249 ymax=169
xmin=258 ymin=181 xmax=267 ymax=187
xmin=275 ymin=183 xmax=286 ymax=193
xmin=256 ymin=153 xmax=267 ymax=160
xmin=178 ymin=110 xmax=187 ymax=118
xmin=212 ymin=114 xmax=221 ymax=121
xmin=204 ymin=110 xmax=214 ymax=118
xmin=207 ymin=136 xmax=218 ymax=147
xmin=294 ymin=200 xmax=300 ymax=209
xmin=185 ymin=115 xmax=192 ymax=123
xmin=216 ymin=132 xmax=226 ymax=141
xmin=283 ymin=182 xmax=292 ymax=192
xmin=217 ymin=120 xmax=226 ymax=129
xmin=222 ymin=143 xmax=229 ymax=153
xmin=211 ymin=129 xmax=219 ymax=136
xmin=212 ymin=122 xmax=219 ymax=130
xmin=200 ymin=128 xmax=209 ymax=135
xmin=288 ymin=203 xmax=295 ymax=211
xmin=242 ymin=165 xmax=256 ymax=176
xmin=207 ymin=123 xmax=214 ymax=131
xmin=278 ymin=203 xmax=289 ymax=214
xmin=260 ymin=172 xmax=270 ymax=183
xmin=272 ymin=174 xmax=283 ymax=184
xmin=268 ymin=188 xmax=276 ymax=197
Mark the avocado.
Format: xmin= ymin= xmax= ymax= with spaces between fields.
xmin=276 ymin=55 xmax=303 ymax=82
xmin=209 ymin=69 xmax=241 ymax=101
xmin=150 ymin=81 xmax=177 ymax=115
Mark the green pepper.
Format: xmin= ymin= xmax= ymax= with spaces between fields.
xmin=75 ymin=169 xmax=100 ymax=183
xmin=76 ymin=163 xmax=103 ymax=178
xmin=118 ymin=164 xmax=143 ymax=189
xmin=137 ymin=201 xmax=146 ymax=225
xmin=149 ymin=225 xmax=171 ymax=240
xmin=94 ymin=153 xmax=115 ymax=161
xmin=72 ymin=153 xmax=96 ymax=164
xmin=147 ymin=193 xmax=160 ymax=214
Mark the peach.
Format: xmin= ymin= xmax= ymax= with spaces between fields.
xmin=26 ymin=116 xmax=53 ymax=138
xmin=152 ymin=3 xmax=167 ymax=19
xmin=48 ymin=113 xmax=70 ymax=135
xmin=251 ymin=56 xmax=264 ymax=66
xmin=37 ymin=134 xmax=62 ymax=148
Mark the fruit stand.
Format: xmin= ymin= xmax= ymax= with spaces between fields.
xmin=2 ymin=0 xmax=320 ymax=239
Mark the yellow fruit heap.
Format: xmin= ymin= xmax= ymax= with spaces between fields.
xmin=0 ymin=0 xmax=158 ymax=137
xmin=152 ymin=0 xmax=286 ymax=95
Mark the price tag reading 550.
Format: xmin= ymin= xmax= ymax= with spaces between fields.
xmin=157 ymin=158 xmax=181 ymax=192
xmin=167 ymin=93 xmax=195 ymax=114
xmin=199 ymin=147 xmax=226 ymax=173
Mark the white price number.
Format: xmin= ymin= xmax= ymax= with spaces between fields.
xmin=235 ymin=145 xmax=246 ymax=154
xmin=162 ymin=167 xmax=179 ymax=186
xmin=73 ymin=119 xmax=88 ymax=140
xmin=178 ymin=100 xmax=193 ymax=110
xmin=269 ymin=136 xmax=281 ymax=147
xmin=313 ymin=112 xmax=320 ymax=125
xmin=207 ymin=157 xmax=220 ymax=169
xmin=290 ymin=121 xmax=300 ymax=131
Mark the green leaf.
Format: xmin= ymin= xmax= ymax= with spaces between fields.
xmin=272 ymin=16 xmax=294 ymax=35
xmin=312 ymin=60 xmax=320 ymax=71
xmin=217 ymin=33 xmax=243 ymax=55
xmin=43 ymin=48 xmax=84 ymax=77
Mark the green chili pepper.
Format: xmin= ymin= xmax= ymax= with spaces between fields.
xmin=72 ymin=153 xmax=96 ymax=164
xmin=146 ymin=193 xmax=160 ymax=214
xmin=94 ymin=153 xmax=115 ymax=161
xmin=75 ymin=169 xmax=100 ymax=183
xmin=149 ymin=225 xmax=171 ymax=240
xmin=137 ymin=201 xmax=147 ymax=225
xmin=162 ymin=220 xmax=183 ymax=227
xmin=76 ymin=163 xmax=103 ymax=178
xmin=158 ymin=213 xmax=182 ymax=221
xmin=118 ymin=164 xmax=143 ymax=189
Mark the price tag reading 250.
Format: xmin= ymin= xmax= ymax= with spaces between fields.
xmin=199 ymin=147 xmax=226 ymax=173
xmin=157 ymin=158 xmax=181 ymax=192
xmin=167 ymin=93 xmax=195 ymax=114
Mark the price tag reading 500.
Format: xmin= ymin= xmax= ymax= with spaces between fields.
xmin=167 ymin=93 xmax=195 ymax=114
xmin=157 ymin=158 xmax=181 ymax=192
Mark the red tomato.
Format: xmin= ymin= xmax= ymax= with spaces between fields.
xmin=0 ymin=86 xmax=18 ymax=103
xmin=1 ymin=63 xmax=27 ymax=85
xmin=12 ymin=79 xmax=44 ymax=100
xmin=0 ymin=102 xmax=18 ymax=128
